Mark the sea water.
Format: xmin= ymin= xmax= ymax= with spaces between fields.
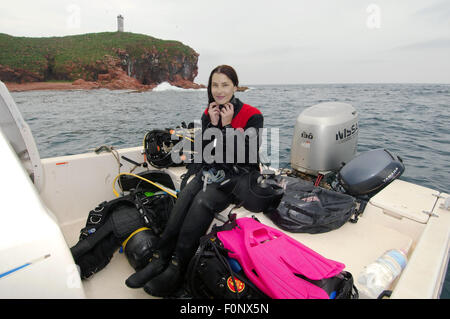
xmin=11 ymin=82 xmax=450 ymax=297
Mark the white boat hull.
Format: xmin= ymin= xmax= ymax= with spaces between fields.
xmin=0 ymin=80 xmax=448 ymax=299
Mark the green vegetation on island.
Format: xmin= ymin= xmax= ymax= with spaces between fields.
xmin=0 ymin=32 xmax=198 ymax=83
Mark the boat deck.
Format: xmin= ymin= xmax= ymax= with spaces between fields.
xmin=60 ymin=199 xmax=414 ymax=299
xmin=58 ymin=166 xmax=421 ymax=299
xmin=42 ymin=151 xmax=449 ymax=299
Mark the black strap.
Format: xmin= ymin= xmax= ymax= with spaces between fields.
xmin=349 ymin=197 xmax=369 ymax=223
xmin=377 ymin=290 xmax=391 ymax=299
xmin=134 ymin=192 xmax=174 ymax=236
xmin=77 ymin=193 xmax=138 ymax=243
xmin=134 ymin=193 xmax=151 ymax=227
xmin=71 ymin=218 xmax=114 ymax=259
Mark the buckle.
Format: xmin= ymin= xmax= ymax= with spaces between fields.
xmin=88 ymin=213 xmax=103 ymax=224
xmin=93 ymin=205 xmax=105 ymax=213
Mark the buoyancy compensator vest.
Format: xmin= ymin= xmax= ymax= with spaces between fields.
xmin=70 ymin=196 xmax=143 ymax=279
xmin=71 ymin=187 xmax=175 ymax=278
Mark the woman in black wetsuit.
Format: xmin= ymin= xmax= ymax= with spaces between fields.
xmin=125 ymin=65 xmax=263 ymax=296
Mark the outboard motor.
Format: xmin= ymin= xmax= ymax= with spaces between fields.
xmin=288 ymin=102 xmax=405 ymax=219
xmin=290 ymin=102 xmax=359 ymax=176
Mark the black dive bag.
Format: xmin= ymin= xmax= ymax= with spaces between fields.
xmin=265 ymin=176 xmax=358 ymax=234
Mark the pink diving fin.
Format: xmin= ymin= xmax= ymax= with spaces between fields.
xmin=217 ymin=217 xmax=345 ymax=299
xmin=217 ymin=221 xmax=272 ymax=297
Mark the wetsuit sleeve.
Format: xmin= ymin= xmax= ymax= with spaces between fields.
xmin=244 ymin=113 xmax=264 ymax=131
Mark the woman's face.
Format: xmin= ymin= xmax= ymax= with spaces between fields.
xmin=211 ymin=72 xmax=237 ymax=104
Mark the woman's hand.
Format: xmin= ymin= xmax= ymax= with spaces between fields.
xmin=208 ymin=102 xmax=220 ymax=126
xmin=220 ymin=103 xmax=234 ymax=126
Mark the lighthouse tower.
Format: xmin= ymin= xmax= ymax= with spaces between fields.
xmin=117 ymin=15 xmax=124 ymax=32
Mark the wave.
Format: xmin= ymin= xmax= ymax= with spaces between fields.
xmin=153 ymin=82 xmax=206 ymax=92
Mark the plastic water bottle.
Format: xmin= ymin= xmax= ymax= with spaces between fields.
xmin=357 ymin=249 xmax=408 ymax=299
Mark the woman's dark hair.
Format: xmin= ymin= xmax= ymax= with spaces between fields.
xmin=207 ymin=65 xmax=239 ymax=103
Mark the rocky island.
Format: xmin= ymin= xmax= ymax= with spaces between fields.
xmin=0 ymin=32 xmax=206 ymax=92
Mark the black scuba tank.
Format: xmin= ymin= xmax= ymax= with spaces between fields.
xmin=122 ymin=228 xmax=159 ymax=271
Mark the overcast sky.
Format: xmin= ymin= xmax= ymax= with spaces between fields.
xmin=1 ymin=0 xmax=449 ymax=85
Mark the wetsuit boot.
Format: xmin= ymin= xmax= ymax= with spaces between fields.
xmin=143 ymin=183 xmax=233 ymax=297
xmin=143 ymin=255 xmax=185 ymax=297
xmin=125 ymin=250 xmax=169 ymax=288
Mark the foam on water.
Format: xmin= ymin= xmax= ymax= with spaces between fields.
xmin=153 ymin=82 xmax=206 ymax=92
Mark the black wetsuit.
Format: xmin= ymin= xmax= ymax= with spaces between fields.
xmin=156 ymin=96 xmax=264 ymax=265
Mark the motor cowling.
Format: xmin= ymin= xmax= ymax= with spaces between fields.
xmin=290 ymin=102 xmax=359 ymax=176
xmin=336 ymin=148 xmax=405 ymax=197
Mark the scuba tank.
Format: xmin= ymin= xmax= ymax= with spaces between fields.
xmin=122 ymin=227 xmax=159 ymax=271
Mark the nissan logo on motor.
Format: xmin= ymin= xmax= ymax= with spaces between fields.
xmin=336 ymin=123 xmax=358 ymax=142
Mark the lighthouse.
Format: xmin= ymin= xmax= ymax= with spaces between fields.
xmin=117 ymin=15 xmax=124 ymax=32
